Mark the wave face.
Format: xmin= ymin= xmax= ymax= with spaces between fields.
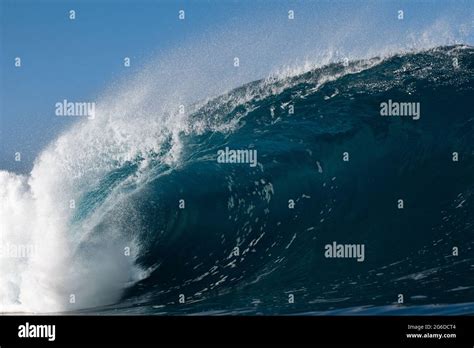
xmin=1 ymin=45 xmax=474 ymax=314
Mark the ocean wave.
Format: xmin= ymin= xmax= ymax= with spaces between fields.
xmin=1 ymin=45 xmax=473 ymax=314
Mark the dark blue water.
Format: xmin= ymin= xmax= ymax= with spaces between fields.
xmin=79 ymin=45 xmax=474 ymax=315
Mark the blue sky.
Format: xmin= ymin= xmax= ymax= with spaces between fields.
xmin=1 ymin=0 xmax=473 ymax=172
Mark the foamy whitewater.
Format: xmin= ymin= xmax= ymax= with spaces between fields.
xmin=1 ymin=11 xmax=473 ymax=314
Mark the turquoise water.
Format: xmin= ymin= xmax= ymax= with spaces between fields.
xmin=73 ymin=46 xmax=474 ymax=315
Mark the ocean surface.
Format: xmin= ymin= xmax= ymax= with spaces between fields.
xmin=1 ymin=45 xmax=473 ymax=315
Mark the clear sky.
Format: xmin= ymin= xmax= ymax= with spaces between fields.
xmin=1 ymin=0 xmax=473 ymax=172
